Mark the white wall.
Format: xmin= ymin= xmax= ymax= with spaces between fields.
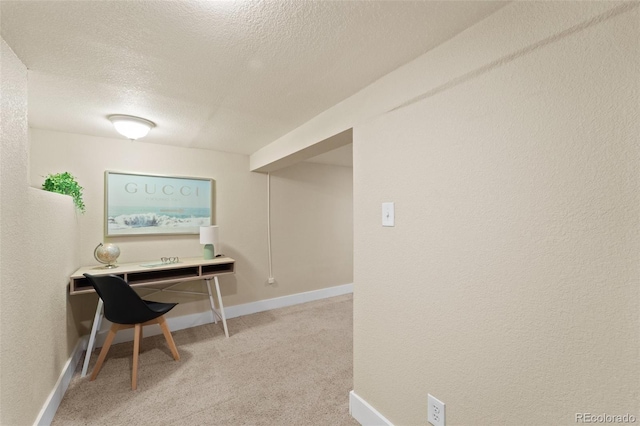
xmin=29 ymin=129 xmax=353 ymax=334
xmin=0 ymin=40 xmax=80 ymax=426
xmin=353 ymin=3 xmax=638 ymax=425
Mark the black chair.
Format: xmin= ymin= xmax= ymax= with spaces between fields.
xmin=83 ymin=273 xmax=180 ymax=390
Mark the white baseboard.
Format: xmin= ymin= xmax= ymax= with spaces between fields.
xmin=33 ymin=337 xmax=88 ymax=426
xmin=350 ymin=390 xmax=394 ymax=426
xmin=94 ymin=282 xmax=354 ymax=346
xmin=225 ymin=282 xmax=353 ymax=319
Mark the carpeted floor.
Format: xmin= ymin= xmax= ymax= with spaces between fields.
xmin=53 ymin=294 xmax=358 ymax=426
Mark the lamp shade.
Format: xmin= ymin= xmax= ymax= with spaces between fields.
xmin=200 ymin=225 xmax=219 ymax=259
xmin=108 ymin=114 xmax=155 ymax=140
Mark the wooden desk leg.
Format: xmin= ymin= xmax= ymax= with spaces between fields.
xmin=205 ymin=278 xmax=218 ymax=325
xmin=81 ymin=298 xmax=104 ymax=377
xmin=214 ymin=276 xmax=229 ymax=338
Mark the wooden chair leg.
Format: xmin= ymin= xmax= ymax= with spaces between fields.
xmin=132 ymin=323 xmax=142 ymax=390
xmin=158 ymin=316 xmax=180 ymax=361
xmin=90 ymin=324 xmax=120 ymax=381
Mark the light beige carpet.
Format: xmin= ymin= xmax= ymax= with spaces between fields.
xmin=53 ymin=294 xmax=358 ymax=426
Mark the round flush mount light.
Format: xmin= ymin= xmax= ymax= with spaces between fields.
xmin=108 ymin=114 xmax=156 ymax=140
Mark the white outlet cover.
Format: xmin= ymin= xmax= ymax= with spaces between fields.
xmin=382 ymin=202 xmax=394 ymax=227
xmin=428 ymin=394 xmax=445 ymax=426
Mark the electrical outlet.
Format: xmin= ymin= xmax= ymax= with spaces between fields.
xmin=428 ymin=394 xmax=445 ymax=426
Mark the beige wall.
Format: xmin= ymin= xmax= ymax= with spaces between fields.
xmin=29 ymin=129 xmax=268 ymax=330
xmin=2 ymin=43 xmax=353 ymax=422
xmin=29 ymin=129 xmax=353 ymax=333
xmin=1 ymin=40 xmax=80 ymax=425
xmin=353 ymin=3 xmax=639 ymax=426
xmin=270 ymin=161 xmax=353 ymax=292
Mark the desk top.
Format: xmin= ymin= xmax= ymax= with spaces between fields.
xmin=70 ymin=256 xmax=235 ymax=295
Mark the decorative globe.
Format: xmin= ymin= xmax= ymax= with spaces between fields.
xmin=94 ymin=243 xmax=121 ymax=268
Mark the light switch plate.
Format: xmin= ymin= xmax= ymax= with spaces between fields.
xmin=382 ymin=202 xmax=394 ymax=227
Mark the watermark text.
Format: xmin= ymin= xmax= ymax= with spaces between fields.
xmin=576 ymin=413 xmax=636 ymax=423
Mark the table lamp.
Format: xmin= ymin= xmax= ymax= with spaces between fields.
xmin=200 ymin=225 xmax=219 ymax=259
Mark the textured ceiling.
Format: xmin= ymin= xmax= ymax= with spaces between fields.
xmin=1 ymin=1 xmax=505 ymax=161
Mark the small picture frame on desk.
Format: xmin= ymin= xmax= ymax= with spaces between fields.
xmin=104 ymin=171 xmax=214 ymax=237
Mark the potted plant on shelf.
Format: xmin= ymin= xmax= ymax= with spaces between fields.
xmin=42 ymin=172 xmax=86 ymax=213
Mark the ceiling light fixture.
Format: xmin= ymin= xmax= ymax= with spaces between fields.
xmin=108 ymin=114 xmax=156 ymax=140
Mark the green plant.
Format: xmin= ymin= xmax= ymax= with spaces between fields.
xmin=42 ymin=172 xmax=86 ymax=213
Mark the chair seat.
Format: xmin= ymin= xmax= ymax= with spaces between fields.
xmin=143 ymin=300 xmax=178 ymax=315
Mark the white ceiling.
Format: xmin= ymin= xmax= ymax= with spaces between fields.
xmin=1 ymin=1 xmax=506 ymax=164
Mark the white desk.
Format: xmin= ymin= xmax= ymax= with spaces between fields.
xmin=70 ymin=256 xmax=235 ymax=377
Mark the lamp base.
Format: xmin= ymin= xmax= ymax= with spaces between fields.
xmin=203 ymin=244 xmax=215 ymax=259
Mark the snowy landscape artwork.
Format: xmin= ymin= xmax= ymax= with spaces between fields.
xmin=105 ymin=171 xmax=213 ymax=236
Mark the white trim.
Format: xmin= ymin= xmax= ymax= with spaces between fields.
xmin=350 ymin=390 xmax=394 ymax=426
xmin=225 ymin=282 xmax=353 ymax=319
xmin=94 ymin=283 xmax=354 ymax=346
xmin=33 ymin=337 xmax=88 ymax=426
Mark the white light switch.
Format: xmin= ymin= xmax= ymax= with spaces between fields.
xmin=382 ymin=202 xmax=394 ymax=227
